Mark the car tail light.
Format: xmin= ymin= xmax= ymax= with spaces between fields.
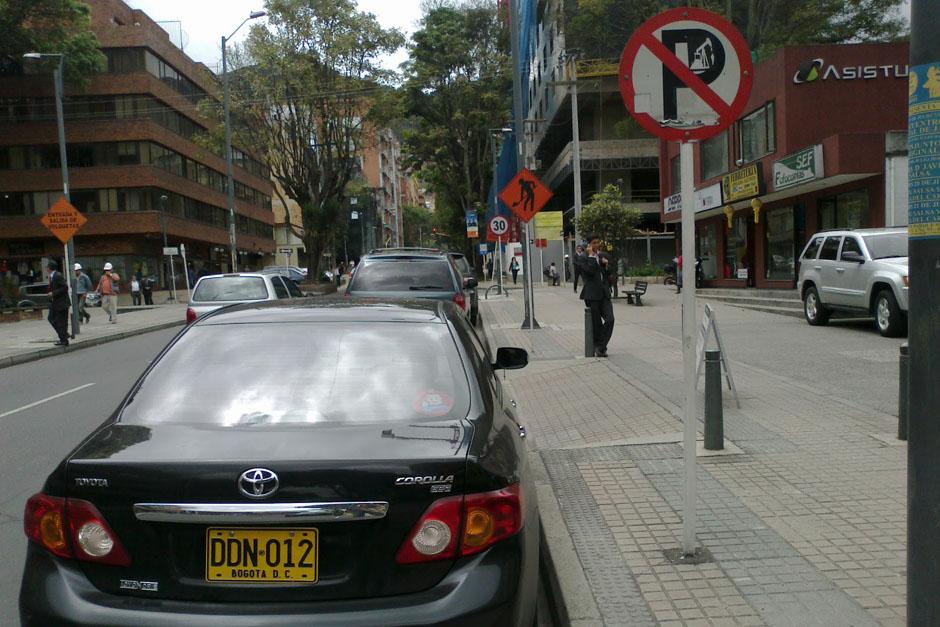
xmin=396 ymin=484 xmax=523 ymax=564
xmin=396 ymin=495 xmax=461 ymax=564
xmin=186 ymin=307 xmax=197 ymax=324
xmin=453 ymin=292 xmax=467 ymax=310
xmin=24 ymin=494 xmax=131 ymax=566
xmin=461 ymin=484 xmax=523 ymax=555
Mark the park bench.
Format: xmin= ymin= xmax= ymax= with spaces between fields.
xmin=622 ymin=280 xmax=648 ymax=306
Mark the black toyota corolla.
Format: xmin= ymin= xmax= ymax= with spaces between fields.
xmin=20 ymin=299 xmax=537 ymax=626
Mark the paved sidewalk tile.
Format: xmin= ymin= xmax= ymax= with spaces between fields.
xmin=485 ymin=286 xmax=906 ymax=626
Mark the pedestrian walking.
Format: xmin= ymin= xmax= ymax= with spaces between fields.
xmin=46 ymin=260 xmax=70 ymax=346
xmin=130 ymin=275 xmax=142 ymax=306
xmin=73 ymin=263 xmax=92 ymax=323
xmin=575 ymin=236 xmax=615 ymax=358
xmin=573 ymin=245 xmax=585 ymax=293
xmin=509 ymin=257 xmax=520 ymax=284
xmin=548 ymin=262 xmax=559 ymax=286
xmin=96 ymin=262 xmax=120 ymax=324
xmin=486 ymin=257 xmax=494 ymax=281
xmin=141 ymin=275 xmax=154 ymax=305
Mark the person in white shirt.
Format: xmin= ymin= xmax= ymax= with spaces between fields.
xmin=130 ymin=276 xmax=141 ymax=306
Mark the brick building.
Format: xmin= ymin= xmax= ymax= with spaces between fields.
xmin=659 ymin=42 xmax=909 ymax=289
xmin=0 ymin=0 xmax=274 ymax=287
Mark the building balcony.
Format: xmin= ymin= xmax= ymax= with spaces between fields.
xmin=542 ymin=138 xmax=660 ymax=190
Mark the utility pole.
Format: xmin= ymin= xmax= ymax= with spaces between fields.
xmin=568 ymin=53 xmax=584 ymax=251
xmin=159 ymin=194 xmax=177 ymax=301
xmin=510 ymin=0 xmax=538 ymax=329
xmin=907 ymin=0 xmax=940 ymax=622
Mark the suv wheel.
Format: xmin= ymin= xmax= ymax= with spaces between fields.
xmin=803 ymin=287 xmax=830 ymax=326
xmin=874 ymin=289 xmax=906 ymax=337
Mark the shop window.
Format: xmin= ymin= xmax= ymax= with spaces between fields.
xmin=764 ymin=206 xmax=795 ymax=281
xmin=697 ymin=223 xmax=718 ymax=280
xmin=723 ymin=216 xmax=748 ymax=279
xmin=700 ymin=131 xmax=728 ymax=180
xmin=818 ymin=189 xmax=870 ymax=230
xmin=736 ymin=102 xmax=775 ymax=164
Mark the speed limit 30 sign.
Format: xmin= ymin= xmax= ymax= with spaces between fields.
xmin=487 ymin=215 xmax=510 ymax=242
xmin=619 ymin=8 xmax=753 ymax=142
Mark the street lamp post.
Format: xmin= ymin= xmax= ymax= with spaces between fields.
xmin=489 ymin=127 xmax=512 ymax=295
xmin=24 ymin=52 xmax=80 ymax=337
xmin=222 ymin=10 xmax=266 ymax=273
xmin=159 ymin=194 xmax=177 ymax=301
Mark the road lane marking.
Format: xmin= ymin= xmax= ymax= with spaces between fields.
xmin=0 ymin=383 xmax=96 ymax=419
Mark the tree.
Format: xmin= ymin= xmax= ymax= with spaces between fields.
xmin=576 ymin=184 xmax=641 ymax=262
xmin=212 ymin=0 xmax=403 ymax=278
xmin=563 ymin=0 xmax=907 ymax=61
xmin=0 ymin=0 xmax=105 ymax=83
xmin=401 ymin=1 xmax=511 ymax=255
xmin=401 ymin=204 xmax=437 ymax=247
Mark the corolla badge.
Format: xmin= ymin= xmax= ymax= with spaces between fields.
xmin=238 ymin=468 xmax=279 ymax=499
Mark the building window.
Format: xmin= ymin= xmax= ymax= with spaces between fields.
xmin=670 ymin=156 xmax=680 ymax=194
xmin=700 ymin=131 xmax=728 ymax=180
xmin=105 ymin=48 xmax=145 ymax=73
xmin=736 ymin=102 xmax=775 ymax=164
xmin=765 ymin=206 xmax=795 ymax=281
xmin=818 ymin=189 xmax=870 ymax=230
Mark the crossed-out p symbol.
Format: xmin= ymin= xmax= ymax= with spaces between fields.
xmin=661 ymin=29 xmax=726 ymax=121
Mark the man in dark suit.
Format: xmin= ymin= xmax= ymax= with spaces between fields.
xmin=575 ymin=236 xmax=615 ymax=357
xmin=46 ymin=260 xmax=70 ymax=347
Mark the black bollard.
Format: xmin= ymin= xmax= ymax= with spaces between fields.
xmin=584 ymin=308 xmax=594 ymax=358
xmin=704 ymin=350 xmax=724 ymax=450
xmin=899 ymin=343 xmax=909 ymax=441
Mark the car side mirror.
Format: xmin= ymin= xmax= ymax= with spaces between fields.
xmin=842 ymin=251 xmax=865 ymax=264
xmin=463 ymin=277 xmax=478 ymax=289
xmin=493 ymin=346 xmax=528 ymax=370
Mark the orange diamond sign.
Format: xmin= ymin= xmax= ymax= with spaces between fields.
xmin=498 ymin=168 xmax=553 ymax=223
xmin=40 ymin=196 xmax=87 ymax=244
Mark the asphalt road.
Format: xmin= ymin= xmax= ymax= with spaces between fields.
xmin=0 ymin=327 xmax=180 ymax=625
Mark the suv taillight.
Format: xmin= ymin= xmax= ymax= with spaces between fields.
xmin=186 ymin=307 xmax=197 ymax=324
xmin=25 ymin=494 xmax=131 ymax=566
xmin=453 ymin=292 xmax=467 ymax=310
xmin=396 ymin=484 xmax=523 ymax=564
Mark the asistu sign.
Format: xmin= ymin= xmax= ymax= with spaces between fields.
xmin=793 ymin=58 xmax=909 ymax=84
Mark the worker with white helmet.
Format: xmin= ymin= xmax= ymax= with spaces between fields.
xmin=95 ymin=262 xmax=121 ymax=323
xmin=73 ymin=263 xmax=93 ymax=323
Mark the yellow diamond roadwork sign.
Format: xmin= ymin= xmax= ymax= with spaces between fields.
xmin=40 ymin=197 xmax=87 ymax=244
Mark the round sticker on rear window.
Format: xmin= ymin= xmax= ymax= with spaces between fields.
xmin=413 ymin=390 xmax=455 ymax=417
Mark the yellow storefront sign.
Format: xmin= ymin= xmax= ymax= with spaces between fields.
xmin=534 ymin=211 xmax=564 ymax=240
xmin=722 ymin=165 xmax=761 ymax=203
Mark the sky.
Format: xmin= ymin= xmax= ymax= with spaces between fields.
xmin=125 ymin=0 xmax=424 ymax=74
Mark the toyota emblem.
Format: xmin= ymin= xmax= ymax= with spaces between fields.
xmin=238 ymin=468 xmax=279 ymax=499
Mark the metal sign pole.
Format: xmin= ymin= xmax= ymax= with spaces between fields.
xmin=680 ymin=140 xmax=698 ymax=556
xmin=180 ymin=243 xmax=191 ymax=302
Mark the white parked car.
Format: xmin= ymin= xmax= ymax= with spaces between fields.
xmin=186 ymin=273 xmax=303 ymax=324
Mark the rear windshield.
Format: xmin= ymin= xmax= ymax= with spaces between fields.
xmin=349 ymin=259 xmax=455 ymax=292
xmin=193 ymin=277 xmax=268 ymax=302
xmin=121 ymin=322 xmax=470 ymax=426
xmin=863 ymin=233 xmax=908 ymax=260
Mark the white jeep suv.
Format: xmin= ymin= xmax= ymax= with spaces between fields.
xmin=797 ymin=228 xmax=909 ymax=337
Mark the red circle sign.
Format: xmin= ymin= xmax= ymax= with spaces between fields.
xmin=619 ymin=8 xmax=753 ymax=142
xmin=489 ymin=215 xmax=509 ymax=236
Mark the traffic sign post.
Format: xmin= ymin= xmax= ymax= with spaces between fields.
xmin=40 ymin=197 xmax=87 ymax=337
xmin=488 ymin=216 xmax=510 ymax=295
xmin=499 ymin=168 xmax=553 ymax=329
xmin=619 ymin=7 xmax=752 ymax=558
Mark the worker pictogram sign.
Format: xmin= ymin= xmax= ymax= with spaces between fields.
xmin=40 ymin=196 xmax=87 ymax=244
xmin=498 ymin=168 xmax=553 ymax=223
xmin=618 ymin=8 xmax=753 ymax=142
xmin=487 ymin=215 xmax=510 ymax=242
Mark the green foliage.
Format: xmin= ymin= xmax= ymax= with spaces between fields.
xmin=401 ymin=204 xmax=437 ymax=247
xmin=0 ymin=0 xmax=105 ymax=84
xmin=401 ymin=1 xmax=510 ymax=257
xmin=576 ymin=184 xmax=641 ymax=255
xmin=622 ymin=262 xmax=665 ymax=277
xmin=563 ymin=0 xmax=907 ymax=60
xmin=209 ymin=0 xmax=404 ymax=276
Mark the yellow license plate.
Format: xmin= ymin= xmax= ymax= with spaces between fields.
xmin=206 ymin=528 xmax=318 ymax=583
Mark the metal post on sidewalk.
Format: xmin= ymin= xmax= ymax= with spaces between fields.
xmin=908 ymin=1 xmax=940 ymax=620
xmin=704 ymin=350 xmax=724 ymax=451
xmin=898 ymin=343 xmax=909 ymax=441
xmin=584 ymin=307 xmax=594 ymax=358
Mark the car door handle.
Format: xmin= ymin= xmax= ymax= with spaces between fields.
xmin=836 ymin=268 xmax=845 ymax=273
xmin=814 ymin=266 xmax=822 ymax=271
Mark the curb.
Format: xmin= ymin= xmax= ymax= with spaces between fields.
xmin=529 ymin=451 xmax=601 ymax=626
xmin=0 ymin=320 xmax=184 ymax=371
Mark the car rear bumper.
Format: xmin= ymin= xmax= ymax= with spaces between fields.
xmin=20 ymin=525 xmax=538 ymax=627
